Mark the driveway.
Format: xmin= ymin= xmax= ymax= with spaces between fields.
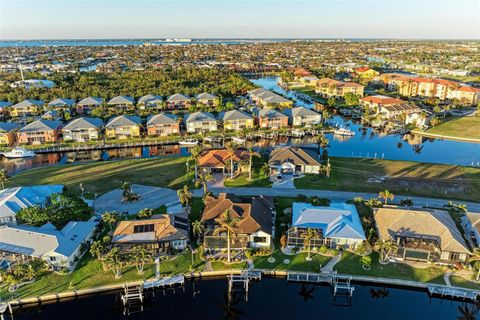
xmin=193 ymin=187 xmax=480 ymax=212
xmin=272 ymin=174 xmax=295 ymax=189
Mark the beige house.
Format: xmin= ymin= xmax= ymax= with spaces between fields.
xmin=315 ymin=78 xmax=364 ymax=98
xmin=268 ymin=146 xmax=322 ymax=175
xmin=62 ymin=117 xmax=103 ymax=142
xmin=374 ymin=207 xmax=471 ymax=264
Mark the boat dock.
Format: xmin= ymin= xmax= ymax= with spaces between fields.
xmin=143 ymin=275 xmax=185 ymax=290
xmin=121 ymin=283 xmax=144 ymax=315
xmin=427 ymin=284 xmax=478 ymax=301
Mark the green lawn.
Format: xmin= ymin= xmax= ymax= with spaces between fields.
xmin=334 ymin=252 xmax=445 ymax=284
xmin=294 ymin=157 xmax=480 ymax=202
xmin=253 ymin=250 xmax=332 ymax=273
xmin=7 ymin=157 xmax=192 ymax=196
xmin=426 ymin=116 xmax=480 ymax=140
xmin=223 ymin=175 xmax=272 ymax=188
xmin=450 ymin=275 xmax=480 ymax=290
xmin=211 ymin=261 xmax=248 ymax=271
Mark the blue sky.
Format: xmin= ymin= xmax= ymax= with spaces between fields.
xmin=0 ymin=0 xmax=479 ymax=40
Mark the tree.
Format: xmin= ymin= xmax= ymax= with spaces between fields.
xmin=469 ymin=249 xmax=480 ymax=282
xmin=315 ymin=134 xmax=329 ymax=160
xmin=102 ymin=211 xmax=119 ymax=231
xmin=190 ymin=146 xmax=202 ymax=180
xmin=327 ymin=97 xmax=336 ymax=108
xmin=137 ymin=208 xmax=153 ymax=219
xmin=90 ymin=236 xmax=111 ymax=271
xmin=214 ymin=210 xmax=240 ymax=263
xmin=300 ymin=228 xmax=320 ymax=261
xmin=226 ymin=142 xmax=236 ymax=179
xmin=375 ymin=239 xmax=398 ymax=263
xmin=378 ymin=189 xmax=394 ymax=205
xmin=0 ymin=169 xmax=10 ymax=189
xmin=177 ymin=185 xmax=193 ymax=209
xmin=192 ymin=220 xmax=205 ymax=243
xmin=247 ymin=147 xmax=254 ymax=181
xmin=195 ymin=170 xmax=212 ymax=195
xmin=131 ymin=245 xmax=153 ymax=274
xmin=104 ymin=247 xmax=125 ymax=279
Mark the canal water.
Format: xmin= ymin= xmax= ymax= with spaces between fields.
xmin=11 ymin=278 xmax=475 ymax=320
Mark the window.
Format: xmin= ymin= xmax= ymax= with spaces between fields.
xmin=449 ymin=252 xmax=460 ymax=261
xmin=50 ymin=256 xmax=56 ymax=261
xmin=253 ymin=236 xmax=267 ymax=243
xmin=133 ymin=224 xmax=154 ymax=233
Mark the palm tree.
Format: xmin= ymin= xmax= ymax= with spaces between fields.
xmin=102 ymin=211 xmax=119 ymax=231
xmin=192 ymin=220 xmax=205 ymax=244
xmin=315 ymin=134 xmax=329 ymax=155
xmin=0 ymin=169 xmax=9 ymax=190
xmin=300 ymin=228 xmax=320 ymax=261
xmin=375 ymin=239 xmax=398 ymax=263
xmin=24 ymin=264 xmax=37 ymax=281
xmin=469 ymin=249 xmax=480 ymax=282
xmin=104 ymin=247 xmax=124 ymax=279
xmin=247 ymin=147 xmax=254 ymax=181
xmin=190 ymin=146 xmax=202 ymax=180
xmin=177 ymin=185 xmax=193 ymax=209
xmin=378 ymin=189 xmax=394 ymax=205
xmin=131 ymin=245 xmax=152 ymax=274
xmin=225 ymin=142 xmax=236 ymax=179
xmin=214 ymin=210 xmax=240 ymax=263
xmin=195 ymin=170 xmax=212 ymax=195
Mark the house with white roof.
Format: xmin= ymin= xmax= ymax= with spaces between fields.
xmin=0 ymin=219 xmax=97 ymax=270
xmin=287 ymin=202 xmax=366 ymax=249
xmin=62 ymin=117 xmax=103 ymax=142
xmin=283 ymin=106 xmax=322 ymax=127
xmin=0 ymin=185 xmax=64 ymax=224
xmin=184 ymin=111 xmax=217 ymax=133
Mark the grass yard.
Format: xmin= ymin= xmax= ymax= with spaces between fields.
xmin=450 ymin=275 xmax=480 ymax=290
xmin=294 ymin=157 xmax=480 ymax=202
xmin=223 ymin=155 xmax=272 ymax=188
xmin=253 ymin=250 xmax=332 ymax=273
xmin=334 ymin=252 xmax=445 ymax=284
xmin=426 ymin=116 xmax=480 ymax=140
xmin=211 ymin=261 xmax=248 ymax=271
xmin=7 ymin=156 xmax=192 ymax=196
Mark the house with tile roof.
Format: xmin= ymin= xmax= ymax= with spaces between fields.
xmin=0 ymin=185 xmax=64 ymax=224
xmin=287 ymin=202 xmax=366 ymax=249
xmin=76 ymin=97 xmax=103 ymax=115
xmin=283 ymin=106 xmax=322 ymax=127
xmin=0 ymin=122 xmax=21 ymax=146
xmin=268 ymin=146 xmax=322 ymax=175
xmin=105 ymin=115 xmax=142 ymax=139
xmin=146 ymin=113 xmax=180 ymax=137
xmin=360 ymin=95 xmax=421 ymax=120
xmin=374 ymin=207 xmax=471 ymax=264
xmin=198 ymin=148 xmax=251 ymax=175
xmin=112 ymin=214 xmax=188 ymax=254
xmin=0 ymin=219 xmax=97 ymax=270
xmin=184 ymin=111 xmax=217 ymax=133
xmin=219 ymin=110 xmax=254 ymax=131
xmin=201 ymin=193 xmax=274 ymax=249
xmin=16 ymin=119 xmax=63 ymax=145
xmin=10 ymin=99 xmax=44 ymax=117
xmin=315 ymin=78 xmax=364 ymax=98
xmin=62 ymin=117 xmax=103 ymax=142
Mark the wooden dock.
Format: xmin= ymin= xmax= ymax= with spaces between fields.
xmin=286 ymin=271 xmax=333 ymax=284
xmin=427 ymin=284 xmax=478 ymax=301
xmin=143 ymin=275 xmax=185 ymax=290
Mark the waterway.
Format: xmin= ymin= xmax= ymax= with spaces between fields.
xmin=10 ymin=278 xmax=475 ymax=320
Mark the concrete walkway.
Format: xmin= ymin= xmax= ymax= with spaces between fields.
xmin=321 ymin=253 xmax=342 ymax=273
xmin=194 ymin=187 xmax=480 ymax=211
xmin=444 ymin=272 xmax=452 ymax=287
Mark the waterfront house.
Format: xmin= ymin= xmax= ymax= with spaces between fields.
xmin=16 ymin=119 xmax=63 ymax=145
xmin=47 ymin=98 xmax=75 ymax=111
xmin=360 ymin=95 xmax=421 ymax=120
xmin=448 ymin=86 xmax=480 ymax=105
xmin=201 ymin=193 xmax=274 ymax=249
xmin=268 ymin=146 xmax=322 ymax=175
xmin=0 ymin=185 xmax=64 ymax=224
xmin=76 ymin=97 xmax=103 ymax=115
xmin=196 ymin=92 xmax=220 ymax=107
xmin=166 ymin=93 xmax=191 ymax=109
xmin=0 ymin=122 xmax=21 ymax=146
xmin=107 ymin=96 xmax=135 ymax=113
xmin=138 ymin=95 xmax=163 ymax=110
xmin=184 ymin=111 xmax=217 ymax=133
xmin=112 ymin=215 xmax=188 ymax=254
xmin=287 ymin=202 xmax=366 ymax=249
xmin=315 ymin=78 xmax=364 ymax=98
xmin=374 ymin=207 xmax=471 ymax=264
xmin=283 ymin=106 xmax=322 ymax=127
xmin=10 ymin=99 xmax=44 ymax=117
xmin=248 ymin=88 xmax=293 ymax=108
xmin=219 ymin=110 xmax=254 ymax=131
xmin=405 ymin=109 xmax=434 ymax=129
xmin=253 ymin=108 xmax=288 ymax=129
xmin=105 ymin=115 xmax=142 ymax=139
xmin=62 ymin=117 xmax=103 ymax=142
xmin=461 ymin=212 xmax=480 ymax=248
xmin=354 ymin=66 xmax=379 ymax=80
xmin=198 ymin=148 xmax=251 ymax=175
xmin=146 ymin=113 xmax=180 ymax=137
xmin=0 ymin=220 xmax=97 ymax=270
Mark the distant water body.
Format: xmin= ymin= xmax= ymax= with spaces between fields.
xmin=0 ymin=38 xmax=376 ymax=48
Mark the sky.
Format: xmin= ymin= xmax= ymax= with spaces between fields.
xmin=0 ymin=0 xmax=479 ymax=40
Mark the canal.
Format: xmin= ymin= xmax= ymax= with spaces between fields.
xmin=10 ymin=278 xmax=476 ymax=320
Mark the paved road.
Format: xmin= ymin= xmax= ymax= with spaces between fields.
xmin=194 ymin=187 xmax=480 ymax=212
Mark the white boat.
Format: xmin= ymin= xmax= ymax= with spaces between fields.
xmin=231 ymin=136 xmax=246 ymax=144
xmin=333 ymin=128 xmax=355 ymax=136
xmin=178 ymin=139 xmax=199 ymax=146
xmin=1 ymin=147 xmax=36 ymax=158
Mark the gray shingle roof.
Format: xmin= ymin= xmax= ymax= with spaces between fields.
xmin=48 ymin=98 xmax=75 ymax=108
xmin=167 ymin=93 xmax=190 ymax=102
xmin=185 ymin=111 xmax=216 ymax=123
xmin=196 ymin=92 xmax=218 ymax=100
xmin=147 ymin=113 xmax=178 ymax=125
xmin=19 ymin=119 xmax=63 ymax=132
xmin=255 ymin=108 xmax=288 ymax=119
xmin=269 ymin=146 xmax=321 ymax=167
xmin=220 ymin=110 xmax=253 ymax=121
xmin=289 ymin=106 xmax=321 ymax=117
xmin=107 ymin=96 xmax=135 ymax=105
xmin=11 ymin=99 xmax=44 ymax=109
xmin=63 ymin=117 xmax=103 ymax=130
xmin=106 ymin=115 xmax=142 ymax=128
xmin=138 ymin=94 xmax=163 ymax=104
xmin=77 ymin=97 xmax=103 ymax=107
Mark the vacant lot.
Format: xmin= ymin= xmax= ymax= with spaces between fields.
xmin=294 ymin=157 xmax=480 ymax=202
xmin=426 ymin=116 xmax=480 ymax=140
